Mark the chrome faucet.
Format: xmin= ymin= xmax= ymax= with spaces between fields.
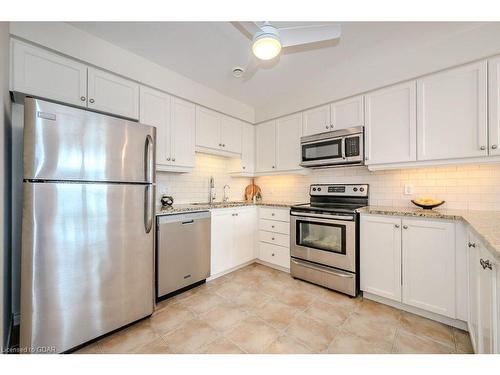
xmin=209 ymin=176 xmax=216 ymax=203
xmin=223 ymin=184 xmax=230 ymax=202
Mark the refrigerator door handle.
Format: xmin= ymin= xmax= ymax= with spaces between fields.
xmin=144 ymin=135 xmax=154 ymax=183
xmin=144 ymin=185 xmax=153 ymax=233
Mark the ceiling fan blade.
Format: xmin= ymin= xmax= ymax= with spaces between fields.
xmin=232 ymin=21 xmax=262 ymax=39
xmin=279 ymin=24 xmax=341 ymax=47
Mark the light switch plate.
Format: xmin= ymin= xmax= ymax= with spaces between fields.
xmin=404 ymin=184 xmax=414 ymax=195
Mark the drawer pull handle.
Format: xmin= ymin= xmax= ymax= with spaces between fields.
xmin=271 ymin=253 xmax=275 ymax=256
xmin=291 ymin=259 xmax=354 ymax=278
xmin=271 ymin=213 xmax=275 ymax=216
xmin=271 ymin=225 xmax=275 ymax=228
xmin=271 ymin=237 xmax=275 ymax=240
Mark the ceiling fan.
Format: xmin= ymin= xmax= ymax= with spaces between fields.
xmin=232 ymin=21 xmax=342 ymax=80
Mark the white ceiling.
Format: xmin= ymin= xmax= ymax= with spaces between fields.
xmin=69 ymin=22 xmax=488 ymax=116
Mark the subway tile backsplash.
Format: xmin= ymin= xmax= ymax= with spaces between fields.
xmin=156 ymin=153 xmax=252 ymax=204
xmin=255 ymin=164 xmax=500 ymax=210
xmin=158 ymin=154 xmax=500 ymax=210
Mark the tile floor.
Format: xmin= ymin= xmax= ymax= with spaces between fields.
xmin=75 ymin=263 xmax=473 ymax=354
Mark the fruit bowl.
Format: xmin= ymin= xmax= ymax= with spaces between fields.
xmin=411 ymin=199 xmax=445 ymax=210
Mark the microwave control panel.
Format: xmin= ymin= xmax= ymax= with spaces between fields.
xmin=345 ymin=136 xmax=360 ymax=157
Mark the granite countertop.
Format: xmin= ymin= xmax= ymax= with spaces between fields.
xmin=357 ymin=206 xmax=500 ymax=262
xmin=156 ymin=201 xmax=299 ymax=216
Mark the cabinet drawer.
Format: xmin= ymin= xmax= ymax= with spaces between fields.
xmin=259 ymin=242 xmax=290 ymax=269
xmin=259 ymin=207 xmax=290 ymax=222
xmin=259 ymin=219 xmax=290 ymax=235
xmin=259 ymin=230 xmax=289 ymax=247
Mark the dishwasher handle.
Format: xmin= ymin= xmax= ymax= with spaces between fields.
xmin=158 ymin=211 xmax=210 ymax=225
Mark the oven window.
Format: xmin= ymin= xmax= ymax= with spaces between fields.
xmin=302 ymin=139 xmax=342 ymax=161
xmin=296 ymin=220 xmax=346 ymax=254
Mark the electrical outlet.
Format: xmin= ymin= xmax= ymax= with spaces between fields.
xmin=404 ymin=184 xmax=414 ymax=195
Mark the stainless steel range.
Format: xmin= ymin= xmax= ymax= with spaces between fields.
xmin=290 ymin=184 xmax=368 ymax=297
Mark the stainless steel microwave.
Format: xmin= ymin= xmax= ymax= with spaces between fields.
xmin=300 ymin=126 xmax=364 ymax=168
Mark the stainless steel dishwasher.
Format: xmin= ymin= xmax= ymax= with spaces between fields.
xmin=156 ymin=211 xmax=211 ymax=300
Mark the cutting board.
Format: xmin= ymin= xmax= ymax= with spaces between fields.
xmin=245 ymin=183 xmax=261 ymax=201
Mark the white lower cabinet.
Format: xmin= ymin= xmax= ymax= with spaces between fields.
xmin=467 ymin=232 xmax=499 ymax=354
xmin=210 ymin=207 xmax=257 ymax=276
xmin=257 ymin=207 xmax=290 ymax=269
xmin=360 ymin=215 xmax=402 ymax=302
xmin=402 ymin=219 xmax=456 ymax=317
xmin=361 ymin=215 xmax=458 ymax=319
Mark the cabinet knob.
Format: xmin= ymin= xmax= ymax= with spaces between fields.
xmin=468 ymin=242 xmax=476 ymax=248
xmin=271 ymin=213 xmax=275 ymax=216
xmin=271 ymin=225 xmax=275 ymax=228
xmin=172 ymin=158 xmax=176 ymax=162
xmin=395 ymin=224 xmax=400 ymax=228
xmin=222 ymin=144 xmax=226 ymax=147
xmin=325 ymin=125 xmax=329 ymax=129
xmin=492 ymin=144 xmax=498 ymax=149
xmin=166 ymin=157 xmax=171 ymax=161
xmin=219 ymin=143 xmax=222 ymax=146
xmin=330 ymin=125 xmax=334 ymax=129
xmin=242 ymin=166 xmax=246 ymax=170
xmin=402 ymin=225 xmax=408 ymax=229
xmin=80 ymin=96 xmax=86 ymax=101
xmin=89 ymin=98 xmax=95 ymax=104
xmin=480 ymin=145 xmax=486 ymax=150
xmin=271 ymin=253 xmax=275 ymax=257
xmin=272 ymin=165 xmax=275 ymax=169
xmin=480 ymin=258 xmax=493 ymax=270
xmin=272 ymin=237 xmax=275 ymax=240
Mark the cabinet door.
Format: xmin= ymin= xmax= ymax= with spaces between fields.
xmin=302 ymin=105 xmax=330 ymax=136
xmin=220 ymin=115 xmax=243 ymax=154
xmin=210 ymin=211 xmax=234 ymax=275
xmin=170 ymin=97 xmax=195 ymax=168
xmin=417 ymin=61 xmax=488 ymax=160
xmin=477 ymin=244 xmax=497 ymax=354
xmin=330 ymin=95 xmax=364 ymax=130
xmin=87 ymin=67 xmax=139 ymax=120
xmin=11 ymin=39 xmax=87 ymax=107
xmin=241 ymin=123 xmax=255 ymax=173
xmin=360 ymin=215 xmax=402 ymax=302
xmin=402 ymin=218 xmax=456 ymax=317
xmin=488 ymin=56 xmax=500 ymax=156
xmin=467 ymin=233 xmax=480 ymax=352
xmin=195 ymin=106 xmax=221 ymax=150
xmin=365 ymin=81 xmax=417 ymax=165
xmin=233 ymin=208 xmax=257 ymax=267
xmin=139 ymin=86 xmax=171 ymax=166
xmin=255 ymin=120 xmax=276 ymax=172
xmin=276 ymin=113 xmax=302 ymax=171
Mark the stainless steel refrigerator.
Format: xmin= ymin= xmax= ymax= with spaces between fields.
xmin=20 ymin=98 xmax=156 ymax=353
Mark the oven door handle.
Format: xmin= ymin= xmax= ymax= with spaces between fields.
xmin=290 ymin=211 xmax=354 ymax=221
xmin=291 ymin=259 xmax=354 ymax=278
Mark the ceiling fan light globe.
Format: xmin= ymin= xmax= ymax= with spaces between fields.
xmin=252 ymin=35 xmax=282 ymax=60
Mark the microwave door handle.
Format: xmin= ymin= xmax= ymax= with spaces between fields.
xmin=342 ymin=138 xmax=347 ymax=159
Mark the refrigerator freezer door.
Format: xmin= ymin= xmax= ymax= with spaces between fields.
xmin=20 ymin=182 xmax=155 ymax=353
xmin=23 ymin=98 xmax=156 ymax=183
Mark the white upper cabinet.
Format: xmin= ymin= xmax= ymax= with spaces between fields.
xmin=140 ymin=86 xmax=195 ymax=171
xmin=360 ymin=215 xmax=402 ymax=302
xmin=256 ymin=120 xmax=277 ymax=172
xmin=302 ymin=105 xmax=330 ymax=136
xmin=417 ymin=61 xmax=488 ymax=161
xmin=330 ymin=95 xmax=364 ymax=130
xmin=241 ymin=123 xmax=255 ymax=173
xmin=196 ymin=106 xmax=243 ymax=154
xmin=196 ymin=106 xmax=221 ymax=150
xmin=139 ymin=86 xmax=171 ymax=166
xmin=365 ymin=81 xmax=417 ymax=165
xmin=170 ymin=97 xmax=196 ymax=169
xmin=276 ymin=113 xmax=302 ymax=171
xmin=220 ymin=115 xmax=243 ymax=154
xmin=87 ymin=67 xmax=139 ymax=120
xmin=11 ymin=39 xmax=87 ymax=107
xmin=488 ymin=56 xmax=500 ymax=156
xmin=401 ymin=218 xmax=456 ymax=318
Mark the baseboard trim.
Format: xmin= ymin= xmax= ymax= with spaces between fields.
xmin=207 ymin=259 xmax=257 ymax=281
xmin=363 ymin=292 xmax=468 ymax=331
xmin=255 ymin=259 xmax=290 ymax=273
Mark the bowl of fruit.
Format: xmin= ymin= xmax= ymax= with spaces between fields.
xmin=411 ymin=197 xmax=445 ymax=210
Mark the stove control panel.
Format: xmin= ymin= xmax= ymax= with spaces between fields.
xmin=310 ymin=184 xmax=368 ymax=197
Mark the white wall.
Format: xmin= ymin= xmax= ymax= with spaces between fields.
xmin=255 ymin=23 xmax=500 ymax=122
xmin=0 ymin=21 xmax=12 ymax=351
xmin=255 ymin=164 xmax=500 ymax=211
xmin=9 ymin=22 xmax=255 ymax=123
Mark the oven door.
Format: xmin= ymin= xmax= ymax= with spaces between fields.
xmin=290 ymin=212 xmax=356 ymax=272
xmin=300 ymin=137 xmax=344 ymax=167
